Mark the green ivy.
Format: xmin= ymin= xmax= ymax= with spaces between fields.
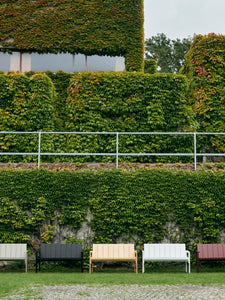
xmin=65 ymin=71 xmax=195 ymax=163
xmin=0 ymin=168 xmax=225 ymax=261
xmin=0 ymin=71 xmax=195 ymax=164
xmin=181 ymin=33 xmax=225 ymax=153
xmin=144 ymin=59 xmax=157 ymax=74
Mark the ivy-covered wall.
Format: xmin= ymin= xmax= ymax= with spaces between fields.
xmin=0 ymin=71 xmax=195 ymax=163
xmin=0 ymin=168 xmax=225 ymax=260
xmin=0 ymin=0 xmax=144 ymax=71
xmin=65 ymin=71 xmax=194 ymax=163
xmin=181 ymin=33 xmax=225 ymax=154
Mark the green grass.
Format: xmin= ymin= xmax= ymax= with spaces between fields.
xmin=1 ymin=268 xmax=225 ymax=298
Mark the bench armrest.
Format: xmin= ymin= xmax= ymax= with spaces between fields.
xmin=90 ymin=251 xmax=93 ymax=258
xmin=134 ymin=250 xmax=137 ymax=258
xmin=186 ymin=250 xmax=190 ymax=258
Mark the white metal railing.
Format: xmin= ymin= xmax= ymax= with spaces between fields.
xmin=0 ymin=131 xmax=225 ymax=171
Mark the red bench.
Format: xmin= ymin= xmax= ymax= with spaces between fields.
xmin=197 ymin=244 xmax=225 ymax=272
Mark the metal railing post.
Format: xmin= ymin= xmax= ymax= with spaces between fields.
xmin=194 ymin=133 xmax=197 ymax=171
xmin=38 ymin=131 xmax=42 ymax=169
xmin=116 ymin=132 xmax=119 ymax=168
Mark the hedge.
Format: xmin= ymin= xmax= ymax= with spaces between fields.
xmin=181 ymin=33 xmax=225 ymax=154
xmin=144 ymin=59 xmax=157 ymax=74
xmin=65 ymin=71 xmax=194 ymax=162
xmin=0 ymin=168 xmax=225 ymax=261
xmin=0 ymin=0 xmax=144 ymax=71
xmin=0 ymin=71 xmax=195 ymax=163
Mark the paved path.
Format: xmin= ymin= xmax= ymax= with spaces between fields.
xmin=2 ymin=284 xmax=225 ymax=299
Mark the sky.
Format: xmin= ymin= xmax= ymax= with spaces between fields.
xmin=144 ymin=0 xmax=225 ymax=40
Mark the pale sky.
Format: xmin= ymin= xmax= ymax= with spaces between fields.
xmin=144 ymin=0 xmax=225 ymax=40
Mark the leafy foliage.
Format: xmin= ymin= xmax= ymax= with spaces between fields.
xmin=0 ymin=71 xmax=195 ymax=163
xmin=65 ymin=71 xmax=194 ymax=162
xmin=144 ymin=59 xmax=157 ymax=74
xmin=0 ymin=0 xmax=144 ymax=71
xmin=145 ymin=33 xmax=192 ymax=73
xmin=0 ymin=168 xmax=225 ymax=259
xmin=181 ymin=33 xmax=225 ymax=154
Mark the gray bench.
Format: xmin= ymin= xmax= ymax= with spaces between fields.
xmin=35 ymin=243 xmax=83 ymax=272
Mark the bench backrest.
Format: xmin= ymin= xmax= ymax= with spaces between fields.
xmin=92 ymin=244 xmax=135 ymax=259
xmin=40 ymin=244 xmax=82 ymax=259
xmin=143 ymin=243 xmax=187 ymax=259
xmin=0 ymin=243 xmax=27 ymax=259
xmin=197 ymin=244 xmax=225 ymax=259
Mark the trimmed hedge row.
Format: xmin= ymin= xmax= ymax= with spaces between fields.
xmin=65 ymin=71 xmax=194 ymax=162
xmin=0 ymin=168 xmax=225 ymax=259
xmin=0 ymin=71 xmax=194 ymax=163
xmin=0 ymin=0 xmax=144 ymax=71
xmin=144 ymin=59 xmax=157 ymax=74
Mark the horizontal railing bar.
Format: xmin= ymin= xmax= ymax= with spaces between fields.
xmin=38 ymin=153 xmax=117 ymax=156
xmin=0 ymin=132 xmax=39 ymax=134
xmin=1 ymin=152 xmax=224 ymax=157
xmin=118 ymin=153 xmax=195 ymax=156
xmin=195 ymin=153 xmax=225 ymax=156
xmin=0 ymin=153 xmax=38 ymax=155
xmin=1 ymin=131 xmax=225 ymax=135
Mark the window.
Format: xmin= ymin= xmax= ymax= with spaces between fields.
xmin=0 ymin=52 xmax=125 ymax=73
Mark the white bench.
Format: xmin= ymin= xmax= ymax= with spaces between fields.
xmin=89 ymin=244 xmax=138 ymax=273
xmin=0 ymin=244 xmax=27 ymax=272
xmin=142 ymin=243 xmax=190 ymax=273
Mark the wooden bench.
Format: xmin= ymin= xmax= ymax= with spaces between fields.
xmin=197 ymin=244 xmax=225 ymax=272
xmin=35 ymin=243 xmax=83 ymax=272
xmin=0 ymin=243 xmax=27 ymax=272
xmin=89 ymin=244 xmax=138 ymax=273
xmin=142 ymin=243 xmax=191 ymax=273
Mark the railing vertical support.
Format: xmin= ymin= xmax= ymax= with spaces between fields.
xmin=194 ymin=133 xmax=197 ymax=171
xmin=116 ymin=132 xmax=119 ymax=168
xmin=38 ymin=131 xmax=42 ymax=169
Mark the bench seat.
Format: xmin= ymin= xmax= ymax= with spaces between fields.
xmin=89 ymin=244 xmax=138 ymax=273
xmin=142 ymin=243 xmax=190 ymax=273
xmin=0 ymin=243 xmax=27 ymax=272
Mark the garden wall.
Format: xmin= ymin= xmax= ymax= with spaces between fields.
xmin=1 ymin=168 xmax=225 ymax=261
xmin=0 ymin=71 xmax=194 ymax=163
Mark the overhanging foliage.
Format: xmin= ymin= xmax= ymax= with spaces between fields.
xmin=0 ymin=0 xmax=144 ymax=71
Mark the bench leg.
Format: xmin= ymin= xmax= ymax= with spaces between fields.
xmin=25 ymin=258 xmax=27 ymax=273
xmin=81 ymin=259 xmax=83 ymax=273
xmin=196 ymin=251 xmax=200 ymax=273
xmin=142 ymin=259 xmax=144 ymax=273
xmin=89 ymin=259 xmax=92 ymax=274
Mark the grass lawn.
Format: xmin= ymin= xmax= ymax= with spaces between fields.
xmin=1 ymin=266 xmax=225 ymax=298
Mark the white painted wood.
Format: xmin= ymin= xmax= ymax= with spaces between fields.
xmin=0 ymin=244 xmax=27 ymax=272
xmin=142 ymin=243 xmax=190 ymax=273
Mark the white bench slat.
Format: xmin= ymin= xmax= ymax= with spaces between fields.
xmin=0 ymin=244 xmax=27 ymax=272
xmin=142 ymin=243 xmax=190 ymax=273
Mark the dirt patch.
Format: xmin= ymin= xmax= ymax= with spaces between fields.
xmin=0 ymin=162 xmax=224 ymax=172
